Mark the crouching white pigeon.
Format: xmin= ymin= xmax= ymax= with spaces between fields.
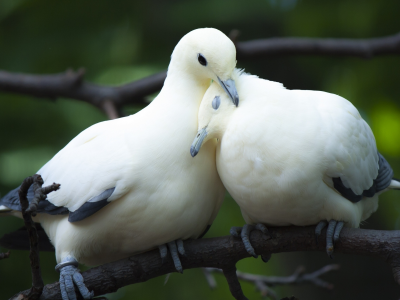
xmin=191 ymin=69 xmax=400 ymax=260
xmin=0 ymin=28 xmax=239 ymax=300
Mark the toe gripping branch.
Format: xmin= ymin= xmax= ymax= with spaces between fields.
xmin=315 ymin=220 xmax=344 ymax=258
xmin=230 ymin=224 xmax=271 ymax=262
xmin=159 ymin=239 xmax=186 ymax=273
xmin=56 ymin=256 xmax=93 ymax=300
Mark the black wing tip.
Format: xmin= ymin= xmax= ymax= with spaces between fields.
xmin=334 ymin=152 xmax=395 ymax=202
xmin=68 ymin=187 xmax=115 ymax=222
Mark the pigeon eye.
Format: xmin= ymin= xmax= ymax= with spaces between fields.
xmin=212 ymin=96 xmax=220 ymax=110
xmin=197 ymin=53 xmax=207 ymax=66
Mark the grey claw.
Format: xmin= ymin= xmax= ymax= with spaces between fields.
xmin=333 ymin=221 xmax=344 ymax=244
xmin=255 ymin=223 xmax=269 ymax=236
xmin=159 ymin=240 xmax=187 ymax=273
xmin=233 ymin=223 xmax=269 ymax=259
xmin=59 ymin=275 xmax=69 ymax=300
xmin=167 ymin=241 xmax=183 ymax=273
xmin=315 ymin=220 xmax=328 ymax=245
xmin=64 ymin=271 xmax=77 ymax=300
xmin=176 ymin=239 xmax=186 ymax=257
xmin=326 ymin=220 xmax=337 ymax=258
xmin=230 ymin=226 xmax=242 ymax=237
xmin=159 ymin=244 xmax=168 ymax=264
xmin=261 ymin=253 xmax=271 ymax=263
xmin=58 ymin=257 xmax=92 ymax=300
xmin=73 ymin=272 xmax=93 ymax=299
xmin=241 ymin=224 xmax=258 ymax=258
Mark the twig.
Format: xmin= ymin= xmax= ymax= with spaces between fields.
xmin=202 ymin=268 xmax=217 ymax=289
xmin=222 ymin=265 xmax=248 ymax=300
xmin=26 ymin=178 xmax=60 ymax=216
xmin=100 ymin=99 xmax=120 ymax=119
xmin=229 ymin=29 xmax=241 ymax=46
xmin=12 ymin=226 xmax=400 ymax=300
xmin=15 ymin=174 xmax=60 ymax=300
xmin=203 ymin=264 xmax=339 ymax=299
xmin=254 ymin=280 xmax=278 ymax=299
xmin=0 ymin=251 xmax=10 ymax=260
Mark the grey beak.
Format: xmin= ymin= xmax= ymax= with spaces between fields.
xmin=217 ymin=77 xmax=239 ymax=107
xmin=190 ymin=127 xmax=208 ymax=157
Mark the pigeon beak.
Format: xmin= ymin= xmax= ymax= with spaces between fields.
xmin=217 ymin=77 xmax=239 ymax=107
xmin=190 ymin=127 xmax=208 ymax=157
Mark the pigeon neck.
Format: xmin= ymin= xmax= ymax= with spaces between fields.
xmin=161 ymin=64 xmax=210 ymax=105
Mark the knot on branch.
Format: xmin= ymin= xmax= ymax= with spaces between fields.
xmin=24 ymin=175 xmax=60 ymax=216
xmin=64 ymin=68 xmax=85 ymax=87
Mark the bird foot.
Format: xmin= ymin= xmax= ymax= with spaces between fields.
xmin=230 ymin=223 xmax=271 ymax=261
xmin=159 ymin=239 xmax=186 ymax=273
xmin=56 ymin=256 xmax=93 ymax=300
xmin=315 ymin=220 xmax=344 ymax=258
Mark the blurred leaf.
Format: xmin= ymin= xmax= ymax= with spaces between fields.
xmin=370 ymin=100 xmax=400 ymax=156
xmin=0 ymin=146 xmax=55 ymax=186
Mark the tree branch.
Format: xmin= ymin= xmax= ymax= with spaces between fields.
xmin=0 ymin=225 xmax=55 ymax=252
xmin=0 ymin=32 xmax=399 ymax=115
xmin=16 ymin=175 xmax=60 ymax=300
xmin=11 ymin=226 xmax=400 ymax=300
xmin=0 ymin=69 xmax=166 ymax=109
xmin=236 ymin=31 xmax=400 ymax=60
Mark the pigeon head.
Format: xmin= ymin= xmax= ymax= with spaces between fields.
xmin=190 ymin=80 xmax=236 ymax=157
xmin=171 ymin=28 xmax=239 ymax=106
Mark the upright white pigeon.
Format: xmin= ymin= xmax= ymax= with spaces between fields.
xmin=191 ymin=69 xmax=400 ymax=259
xmin=0 ymin=28 xmax=239 ymax=300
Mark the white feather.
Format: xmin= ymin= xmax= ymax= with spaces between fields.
xmin=197 ymin=70 xmax=383 ymax=229
xmin=2 ymin=28 xmax=238 ymax=266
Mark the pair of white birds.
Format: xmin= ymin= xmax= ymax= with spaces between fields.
xmin=0 ymin=28 xmax=398 ymax=300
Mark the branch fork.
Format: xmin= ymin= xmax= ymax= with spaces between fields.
xmin=13 ymin=174 xmax=60 ymax=300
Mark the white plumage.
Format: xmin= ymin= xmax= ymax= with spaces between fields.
xmin=1 ymin=28 xmax=239 ymax=299
xmin=192 ymin=69 xmax=399 ymax=238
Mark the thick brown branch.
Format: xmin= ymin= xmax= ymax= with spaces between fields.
xmin=236 ymin=32 xmax=400 ymax=60
xmin=13 ymin=226 xmax=400 ymax=300
xmin=0 ymin=69 xmax=166 ymax=109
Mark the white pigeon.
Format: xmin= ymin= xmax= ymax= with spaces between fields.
xmin=0 ymin=28 xmax=239 ymax=300
xmin=191 ymin=69 xmax=400 ymax=260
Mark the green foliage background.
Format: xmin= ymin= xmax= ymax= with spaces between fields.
xmin=0 ymin=0 xmax=399 ymax=299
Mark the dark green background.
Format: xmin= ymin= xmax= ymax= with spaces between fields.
xmin=1 ymin=0 xmax=399 ymax=299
